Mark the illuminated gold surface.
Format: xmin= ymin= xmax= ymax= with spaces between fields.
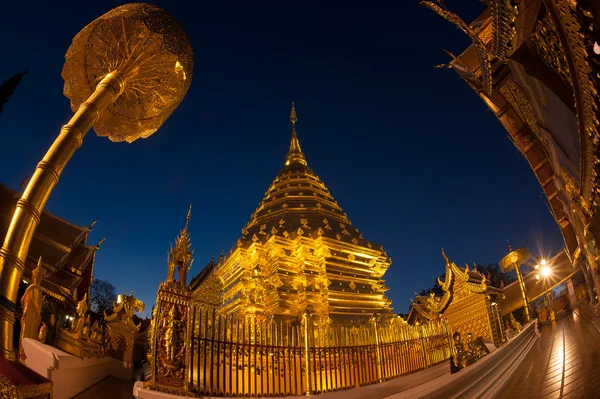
xmin=409 ymin=251 xmax=504 ymax=347
xmin=213 ymin=104 xmax=393 ymax=326
xmin=55 ymin=294 xmax=105 ymax=357
xmin=187 ymin=310 xmax=450 ymax=396
xmin=62 ymin=3 xmax=193 ymax=143
xmin=18 ymin=257 xmax=43 ymax=359
xmin=0 ymin=3 xmax=193 ymax=359
xmin=147 ymin=209 xmax=193 ymax=395
xmin=500 ymin=247 xmax=531 ymax=323
xmin=105 ymin=293 xmax=144 ymax=365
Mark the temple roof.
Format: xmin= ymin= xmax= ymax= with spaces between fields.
xmin=0 ymin=182 xmax=97 ymax=308
xmin=238 ymin=104 xmax=385 ymax=253
xmin=407 ymin=250 xmax=501 ymax=324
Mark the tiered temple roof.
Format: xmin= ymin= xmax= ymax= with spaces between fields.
xmin=240 ymin=105 xmax=382 ymax=252
xmin=0 ymin=183 xmax=98 ymax=308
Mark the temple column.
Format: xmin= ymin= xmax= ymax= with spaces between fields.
xmin=566 ymin=279 xmax=577 ymax=307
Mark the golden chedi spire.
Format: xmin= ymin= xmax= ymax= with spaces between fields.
xmin=286 ymin=102 xmax=307 ymax=166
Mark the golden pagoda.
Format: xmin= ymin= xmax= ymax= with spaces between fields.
xmin=211 ymin=104 xmax=393 ymax=326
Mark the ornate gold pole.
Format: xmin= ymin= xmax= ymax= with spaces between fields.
xmin=302 ymin=310 xmax=311 ymax=396
xmin=0 ymin=73 xmax=124 ymax=359
xmin=0 ymin=3 xmax=193 ymax=360
xmin=371 ymin=314 xmax=383 ymax=382
xmin=499 ymin=247 xmax=532 ymax=324
xmin=514 ymin=266 xmax=531 ymax=323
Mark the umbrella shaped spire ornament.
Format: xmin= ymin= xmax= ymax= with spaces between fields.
xmin=0 ymin=3 xmax=193 ymax=359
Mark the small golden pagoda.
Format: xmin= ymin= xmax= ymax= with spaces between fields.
xmin=408 ymin=250 xmax=504 ymax=346
xmin=211 ymin=104 xmax=393 ymax=326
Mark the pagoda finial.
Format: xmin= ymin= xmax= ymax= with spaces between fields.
xmin=290 ymin=102 xmax=298 ymax=125
xmin=285 ymin=102 xmax=307 ymax=166
xmin=185 ymin=202 xmax=192 ymax=229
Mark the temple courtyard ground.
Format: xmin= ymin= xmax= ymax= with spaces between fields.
xmin=496 ymin=308 xmax=600 ymax=399
xmin=77 ymin=308 xmax=600 ymax=399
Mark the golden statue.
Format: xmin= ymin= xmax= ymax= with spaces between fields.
xmin=163 ymin=306 xmax=182 ymax=364
xmin=37 ymin=323 xmax=48 ymax=344
xmin=19 ymin=258 xmax=44 ymax=358
xmin=509 ymin=313 xmax=522 ymax=333
xmin=73 ymin=293 xmax=89 ymax=335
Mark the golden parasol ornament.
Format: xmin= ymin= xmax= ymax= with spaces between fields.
xmin=499 ymin=247 xmax=530 ymax=273
xmin=0 ymin=3 xmax=193 ymax=360
xmin=62 ymin=2 xmax=194 ymax=142
xmin=499 ymin=246 xmax=531 ymax=323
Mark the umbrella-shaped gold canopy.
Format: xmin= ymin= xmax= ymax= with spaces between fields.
xmin=62 ymin=3 xmax=194 ymax=143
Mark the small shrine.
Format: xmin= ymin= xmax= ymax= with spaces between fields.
xmin=147 ymin=205 xmax=194 ymax=395
xmin=408 ymin=250 xmax=504 ymax=347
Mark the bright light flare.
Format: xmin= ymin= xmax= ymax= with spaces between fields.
xmin=541 ymin=266 xmax=551 ymax=277
xmin=541 ymin=259 xmax=547 ymax=266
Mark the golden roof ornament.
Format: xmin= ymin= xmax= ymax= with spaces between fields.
xmin=286 ymin=102 xmax=307 ymax=166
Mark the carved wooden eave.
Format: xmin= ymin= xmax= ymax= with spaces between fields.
xmin=425 ymin=0 xmax=588 ymax=261
xmin=422 ymin=1 xmax=495 ymax=95
xmin=542 ymin=0 xmax=599 ymax=207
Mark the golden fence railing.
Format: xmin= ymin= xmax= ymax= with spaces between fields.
xmin=188 ymin=308 xmax=451 ymax=397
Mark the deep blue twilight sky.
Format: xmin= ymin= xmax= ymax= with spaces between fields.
xmin=0 ymin=1 xmax=565 ymax=316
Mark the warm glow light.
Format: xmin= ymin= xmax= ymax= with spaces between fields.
xmin=541 ymin=266 xmax=551 ymax=277
xmin=535 ymin=274 xmax=540 ymax=280
xmin=541 ymin=259 xmax=547 ymax=266
xmin=535 ymin=264 xmax=540 ymax=270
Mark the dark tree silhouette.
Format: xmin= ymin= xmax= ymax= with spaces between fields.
xmin=475 ymin=263 xmax=516 ymax=288
xmin=0 ymin=70 xmax=28 ymax=115
xmin=90 ymin=279 xmax=116 ymax=315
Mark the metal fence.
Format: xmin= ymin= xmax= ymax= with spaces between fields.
xmin=189 ymin=308 xmax=451 ymax=397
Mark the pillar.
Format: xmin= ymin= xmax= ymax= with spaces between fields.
xmin=566 ymin=279 xmax=577 ymax=307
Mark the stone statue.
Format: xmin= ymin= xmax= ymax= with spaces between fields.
xmin=20 ymin=258 xmax=44 ymax=354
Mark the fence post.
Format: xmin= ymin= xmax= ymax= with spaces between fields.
xmin=419 ymin=324 xmax=428 ymax=369
xmin=371 ymin=314 xmax=383 ymax=382
xmin=444 ymin=318 xmax=454 ymax=359
xmin=302 ymin=310 xmax=312 ymax=396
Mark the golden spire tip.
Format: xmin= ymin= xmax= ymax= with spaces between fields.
xmin=290 ymin=102 xmax=298 ymax=125
xmin=185 ymin=202 xmax=192 ymax=229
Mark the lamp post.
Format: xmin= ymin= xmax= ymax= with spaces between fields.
xmin=535 ymin=260 xmax=555 ymax=322
xmin=0 ymin=3 xmax=193 ymax=360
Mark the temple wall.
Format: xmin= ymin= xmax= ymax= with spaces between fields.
xmin=444 ymin=294 xmax=497 ymax=346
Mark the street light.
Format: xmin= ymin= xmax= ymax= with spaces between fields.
xmin=535 ymin=259 xmax=555 ymax=322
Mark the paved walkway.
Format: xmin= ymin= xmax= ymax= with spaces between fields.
xmin=72 ymin=375 xmax=134 ymax=399
xmin=495 ymin=308 xmax=600 ymax=399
